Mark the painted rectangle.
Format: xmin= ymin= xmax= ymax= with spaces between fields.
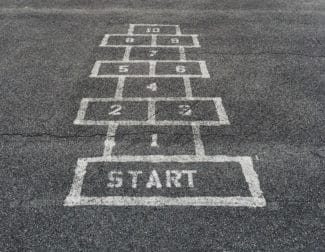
xmin=84 ymin=100 xmax=148 ymax=121
xmin=64 ymin=155 xmax=266 ymax=207
xmin=90 ymin=61 xmax=209 ymax=78
xmin=129 ymin=47 xmax=181 ymax=60
xmin=92 ymin=61 xmax=150 ymax=77
xmin=156 ymin=35 xmax=199 ymax=47
xmin=100 ymin=35 xmax=152 ymax=47
xmin=112 ymin=125 xmax=196 ymax=156
xmin=100 ymin=34 xmax=199 ymax=48
xmin=122 ymin=78 xmax=186 ymax=97
xmin=132 ymin=25 xmax=179 ymax=35
xmin=73 ymin=97 xmax=230 ymax=126
xmin=155 ymin=100 xmax=220 ymax=122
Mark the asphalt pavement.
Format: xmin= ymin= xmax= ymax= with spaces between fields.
xmin=1 ymin=0 xmax=325 ymax=250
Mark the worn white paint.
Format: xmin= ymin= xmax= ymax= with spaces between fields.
xmin=103 ymin=123 xmax=118 ymax=157
xmin=65 ymin=23 xmax=266 ymax=208
xmin=73 ymin=97 xmax=230 ymax=126
xmin=192 ymin=124 xmax=205 ymax=156
xmin=123 ymin=46 xmax=131 ymax=61
xmin=147 ymin=98 xmax=156 ymax=123
xmin=64 ymin=155 xmax=266 ymax=207
xmin=183 ymin=77 xmax=193 ymax=97
xmin=114 ymin=76 xmax=125 ymax=98
xmin=89 ymin=60 xmax=209 ymax=78
xmin=151 ymin=134 xmax=159 ymax=147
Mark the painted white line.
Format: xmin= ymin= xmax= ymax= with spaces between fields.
xmin=91 ymin=74 xmax=208 ymax=78
xmin=103 ymin=123 xmax=118 ymax=157
xmin=192 ymin=124 xmax=205 ymax=156
xmin=100 ymin=45 xmax=200 ymax=48
xmin=64 ymin=155 xmax=266 ymax=207
xmin=214 ymin=98 xmax=230 ymax=125
xmin=114 ymin=76 xmax=125 ymax=98
xmin=99 ymin=34 xmax=110 ymax=46
xmin=76 ymin=97 xmax=224 ymax=102
xmin=98 ymin=34 xmax=198 ymax=37
xmin=64 ymin=159 xmax=88 ymax=203
xmin=79 ymin=155 xmax=254 ymax=163
xmin=192 ymin=35 xmax=200 ymax=47
xmin=74 ymin=120 xmax=229 ymax=126
xmin=74 ymin=99 xmax=88 ymax=124
xmin=179 ymin=47 xmax=186 ymax=61
xmin=199 ymin=61 xmax=210 ymax=78
xmin=183 ymin=77 xmax=193 ymax=97
xmin=130 ymin=24 xmax=180 ymax=27
xmin=151 ymin=35 xmax=157 ymax=46
xmin=240 ymin=157 xmax=265 ymax=198
xmin=175 ymin=25 xmax=182 ymax=35
xmin=149 ymin=61 xmax=156 ymax=76
xmin=65 ymin=196 xmax=266 ymax=207
xmin=147 ymin=98 xmax=156 ymax=123
xmin=127 ymin=24 xmax=135 ymax=35
xmin=91 ymin=60 xmax=205 ymax=63
xmin=89 ymin=61 xmax=102 ymax=78
xmin=123 ymin=46 xmax=132 ymax=61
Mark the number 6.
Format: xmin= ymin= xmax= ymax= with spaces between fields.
xmin=176 ymin=65 xmax=186 ymax=73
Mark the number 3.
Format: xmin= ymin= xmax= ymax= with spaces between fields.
xmin=178 ymin=104 xmax=192 ymax=116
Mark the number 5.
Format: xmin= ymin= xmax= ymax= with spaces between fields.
xmin=119 ymin=65 xmax=129 ymax=73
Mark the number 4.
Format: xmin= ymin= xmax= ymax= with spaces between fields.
xmin=149 ymin=50 xmax=158 ymax=57
xmin=146 ymin=82 xmax=157 ymax=92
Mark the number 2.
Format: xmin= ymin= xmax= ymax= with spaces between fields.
xmin=109 ymin=104 xmax=122 ymax=115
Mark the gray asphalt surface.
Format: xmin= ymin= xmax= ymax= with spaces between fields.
xmin=1 ymin=0 xmax=325 ymax=250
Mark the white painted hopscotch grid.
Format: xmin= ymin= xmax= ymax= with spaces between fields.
xmin=65 ymin=24 xmax=266 ymax=207
xmin=89 ymin=60 xmax=210 ymax=78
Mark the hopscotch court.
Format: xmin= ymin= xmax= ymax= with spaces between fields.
xmin=65 ymin=24 xmax=266 ymax=207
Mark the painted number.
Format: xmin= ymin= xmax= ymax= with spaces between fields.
xmin=146 ymin=27 xmax=160 ymax=33
xmin=119 ymin=65 xmax=129 ymax=73
xmin=149 ymin=50 xmax=158 ymax=57
xmin=176 ymin=65 xmax=186 ymax=73
xmin=171 ymin=38 xmax=179 ymax=44
xmin=178 ymin=104 xmax=192 ymax=116
xmin=125 ymin=37 xmax=134 ymax=43
xmin=146 ymin=82 xmax=157 ymax=92
xmin=109 ymin=104 xmax=122 ymax=115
